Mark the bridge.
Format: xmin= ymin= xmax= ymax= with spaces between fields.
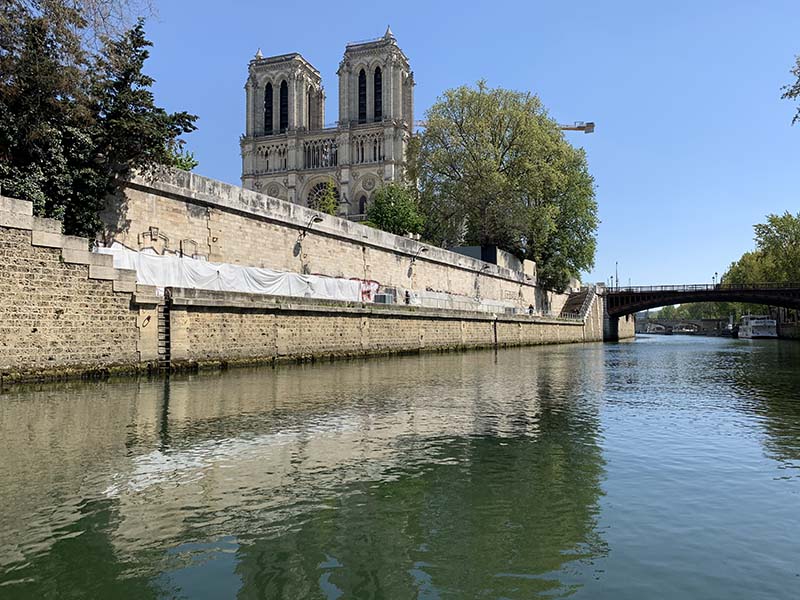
xmin=605 ymin=283 xmax=800 ymax=318
xmin=635 ymin=318 xmax=729 ymax=335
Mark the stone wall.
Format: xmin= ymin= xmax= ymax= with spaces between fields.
xmin=0 ymin=196 xmax=156 ymax=381
xmin=166 ymin=288 xmax=603 ymax=368
xmin=0 ymin=188 xmax=608 ymax=383
xmin=102 ymin=170 xmax=555 ymax=311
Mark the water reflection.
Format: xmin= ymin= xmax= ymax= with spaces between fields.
xmin=0 ymin=346 xmax=608 ymax=598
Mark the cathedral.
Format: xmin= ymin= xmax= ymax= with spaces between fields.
xmin=240 ymin=27 xmax=414 ymax=220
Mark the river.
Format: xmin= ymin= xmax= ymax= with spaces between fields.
xmin=1 ymin=335 xmax=799 ymax=598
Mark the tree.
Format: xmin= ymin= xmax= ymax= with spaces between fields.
xmin=753 ymin=211 xmax=800 ymax=281
xmin=782 ymin=55 xmax=800 ymax=125
xmin=0 ymin=6 xmax=195 ymax=238
xmin=723 ymin=251 xmax=773 ymax=285
xmin=170 ymin=147 xmax=198 ymax=171
xmin=366 ymin=183 xmax=424 ymax=236
xmin=722 ymin=212 xmax=800 ymax=285
xmin=308 ymin=179 xmax=338 ymax=215
xmin=416 ymin=81 xmax=597 ymax=291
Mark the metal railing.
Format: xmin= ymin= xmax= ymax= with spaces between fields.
xmin=608 ymin=283 xmax=800 ymax=293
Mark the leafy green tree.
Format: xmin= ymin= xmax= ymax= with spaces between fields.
xmin=309 ymin=179 xmax=338 ymax=215
xmin=170 ymin=147 xmax=198 ymax=171
xmin=723 ymin=251 xmax=773 ymax=285
xmin=0 ymin=6 xmax=195 ymax=238
xmin=782 ymin=54 xmax=800 ymax=124
xmin=365 ymin=183 xmax=424 ymax=236
xmin=416 ymin=81 xmax=597 ymax=291
xmin=753 ymin=211 xmax=800 ymax=281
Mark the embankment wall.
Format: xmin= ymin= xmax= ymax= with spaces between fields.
xmin=0 ymin=185 xmax=607 ymax=383
xmin=167 ymin=287 xmax=605 ymax=368
xmin=102 ymin=170 xmax=566 ymax=313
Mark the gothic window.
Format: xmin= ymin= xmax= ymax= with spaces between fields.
xmin=307 ymin=86 xmax=313 ymax=129
xmin=264 ymin=83 xmax=273 ymax=135
xmin=307 ymin=181 xmax=340 ymax=209
xmin=358 ymin=195 xmax=367 ymax=215
xmin=279 ymin=80 xmax=288 ymax=132
xmin=374 ymin=67 xmax=382 ymax=122
xmin=358 ymin=69 xmax=366 ymax=124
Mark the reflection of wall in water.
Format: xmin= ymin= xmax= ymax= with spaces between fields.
xmin=0 ymin=346 xmax=607 ymax=595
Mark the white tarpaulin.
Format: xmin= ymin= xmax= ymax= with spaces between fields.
xmin=96 ymin=243 xmax=363 ymax=302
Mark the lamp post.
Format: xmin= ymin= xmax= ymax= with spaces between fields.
xmin=298 ymin=215 xmax=324 ymax=241
xmin=410 ymin=246 xmax=428 ymax=265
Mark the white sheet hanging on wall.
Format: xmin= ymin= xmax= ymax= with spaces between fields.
xmin=96 ymin=243 xmax=363 ymax=302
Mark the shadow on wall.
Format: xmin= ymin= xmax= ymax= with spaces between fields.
xmin=98 ymin=188 xmax=130 ymax=246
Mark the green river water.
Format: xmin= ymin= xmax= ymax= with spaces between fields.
xmin=1 ymin=335 xmax=799 ymax=598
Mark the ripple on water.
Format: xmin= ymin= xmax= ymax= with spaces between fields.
xmin=1 ymin=339 xmax=800 ymax=598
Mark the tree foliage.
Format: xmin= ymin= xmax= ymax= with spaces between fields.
xmin=366 ymin=183 xmax=424 ymax=236
xmin=723 ymin=212 xmax=800 ymax=285
xmin=0 ymin=3 xmax=194 ymax=238
xmin=415 ymin=81 xmax=598 ymax=291
xmin=782 ymin=55 xmax=800 ymax=125
xmin=170 ymin=148 xmax=198 ymax=171
xmin=653 ymin=302 xmax=733 ymax=320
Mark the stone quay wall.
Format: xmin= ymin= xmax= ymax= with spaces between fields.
xmin=0 ymin=184 xmax=612 ymax=383
xmin=102 ymin=169 xmax=566 ymax=314
xmin=167 ymin=286 xmax=605 ymax=368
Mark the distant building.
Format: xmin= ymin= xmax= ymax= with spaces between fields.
xmin=240 ymin=27 xmax=414 ymax=220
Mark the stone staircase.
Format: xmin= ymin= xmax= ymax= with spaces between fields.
xmin=560 ymin=286 xmax=595 ymax=320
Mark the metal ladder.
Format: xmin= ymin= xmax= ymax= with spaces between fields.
xmin=157 ymin=292 xmax=172 ymax=371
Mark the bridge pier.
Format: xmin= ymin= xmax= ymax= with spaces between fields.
xmin=604 ymin=315 xmax=619 ymax=342
xmin=603 ymin=314 xmax=635 ymax=341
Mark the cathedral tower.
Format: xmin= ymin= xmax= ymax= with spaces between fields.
xmin=337 ymin=26 xmax=414 ymax=128
xmin=241 ymin=29 xmax=414 ymax=218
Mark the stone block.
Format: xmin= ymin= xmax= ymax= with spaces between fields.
xmin=113 ymin=279 xmax=136 ymax=293
xmin=0 ymin=196 xmax=33 ymax=216
xmin=61 ymin=249 xmax=114 ymax=267
xmin=135 ymin=284 xmax=159 ymax=296
xmin=115 ymin=268 xmax=137 ymax=283
xmin=62 ymin=235 xmax=89 ymax=251
xmin=88 ymin=265 xmax=117 ymax=280
xmin=33 ymin=216 xmax=62 ymax=233
xmin=0 ymin=210 xmax=33 ymax=231
xmin=60 ymin=248 xmax=92 ymax=265
xmin=31 ymin=230 xmax=64 ymax=248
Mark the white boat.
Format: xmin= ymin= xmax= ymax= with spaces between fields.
xmin=738 ymin=315 xmax=777 ymax=339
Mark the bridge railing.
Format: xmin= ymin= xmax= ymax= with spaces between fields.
xmin=608 ymin=283 xmax=800 ymax=293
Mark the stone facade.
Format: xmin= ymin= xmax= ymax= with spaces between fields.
xmin=240 ymin=27 xmax=413 ymax=219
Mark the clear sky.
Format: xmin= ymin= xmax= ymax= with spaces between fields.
xmin=141 ymin=0 xmax=800 ymax=286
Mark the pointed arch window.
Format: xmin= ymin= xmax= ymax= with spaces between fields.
xmin=279 ymin=80 xmax=288 ymax=132
xmin=358 ymin=195 xmax=367 ymax=215
xmin=307 ymin=86 xmax=313 ymax=129
xmin=374 ymin=67 xmax=382 ymax=122
xmin=264 ymin=83 xmax=273 ymax=135
xmin=358 ymin=69 xmax=367 ymax=124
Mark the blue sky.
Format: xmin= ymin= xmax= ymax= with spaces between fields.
xmin=142 ymin=1 xmax=799 ymax=286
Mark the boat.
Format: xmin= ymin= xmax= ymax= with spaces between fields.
xmin=738 ymin=315 xmax=777 ymax=339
